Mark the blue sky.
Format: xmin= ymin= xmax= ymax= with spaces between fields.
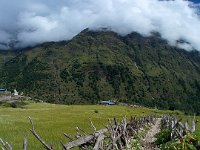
xmin=191 ymin=0 xmax=200 ymax=3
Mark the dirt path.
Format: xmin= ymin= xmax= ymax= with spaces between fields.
xmin=141 ymin=118 xmax=161 ymax=150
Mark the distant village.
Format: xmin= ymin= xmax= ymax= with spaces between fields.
xmin=0 ymin=88 xmax=142 ymax=109
xmin=0 ymin=88 xmax=24 ymax=102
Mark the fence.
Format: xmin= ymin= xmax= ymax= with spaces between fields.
xmin=161 ymin=115 xmax=196 ymax=140
xmin=0 ymin=115 xmax=156 ymax=150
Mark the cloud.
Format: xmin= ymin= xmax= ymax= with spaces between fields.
xmin=0 ymin=0 xmax=200 ymax=51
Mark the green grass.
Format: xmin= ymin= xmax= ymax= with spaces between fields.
xmin=0 ymin=102 xmax=197 ymax=149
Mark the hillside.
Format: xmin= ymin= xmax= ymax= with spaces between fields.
xmin=0 ymin=30 xmax=200 ymax=114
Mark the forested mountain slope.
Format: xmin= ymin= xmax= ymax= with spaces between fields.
xmin=0 ymin=30 xmax=200 ymax=114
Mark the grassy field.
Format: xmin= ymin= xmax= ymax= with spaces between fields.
xmin=0 ymin=102 xmax=199 ymax=149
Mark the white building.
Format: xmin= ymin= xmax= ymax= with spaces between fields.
xmin=13 ymin=89 xmax=18 ymax=96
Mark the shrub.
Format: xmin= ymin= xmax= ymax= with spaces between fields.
xmin=0 ymin=101 xmax=27 ymax=108
xmin=155 ymin=129 xmax=171 ymax=145
xmin=156 ymin=129 xmax=200 ymax=150
xmin=160 ymin=134 xmax=200 ymax=150
xmin=94 ymin=109 xmax=99 ymax=113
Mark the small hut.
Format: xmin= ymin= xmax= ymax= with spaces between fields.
xmin=100 ymin=101 xmax=116 ymax=106
xmin=0 ymin=88 xmax=7 ymax=92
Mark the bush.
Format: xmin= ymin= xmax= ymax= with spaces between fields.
xmin=160 ymin=134 xmax=200 ymax=150
xmin=155 ymin=129 xmax=171 ymax=145
xmin=156 ymin=129 xmax=200 ymax=150
xmin=0 ymin=101 xmax=27 ymax=108
xmin=94 ymin=109 xmax=99 ymax=113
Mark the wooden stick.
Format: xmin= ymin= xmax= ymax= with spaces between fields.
xmin=6 ymin=143 xmax=12 ymax=150
xmin=75 ymin=127 xmax=87 ymax=136
xmin=64 ymin=133 xmax=74 ymax=141
xmin=93 ymin=134 xmax=105 ymax=150
xmin=0 ymin=138 xmax=12 ymax=150
xmin=28 ymin=117 xmax=53 ymax=150
xmin=90 ymin=118 xmax=96 ymax=132
xmin=64 ymin=128 xmax=108 ymax=149
xmin=0 ymin=138 xmax=7 ymax=150
xmin=23 ymin=133 xmax=27 ymax=150
xmin=60 ymin=142 xmax=67 ymax=150
xmin=191 ymin=120 xmax=196 ymax=133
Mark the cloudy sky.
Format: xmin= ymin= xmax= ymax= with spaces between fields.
xmin=0 ymin=0 xmax=200 ymax=51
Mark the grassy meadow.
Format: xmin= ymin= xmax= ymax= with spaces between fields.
xmin=0 ymin=102 xmax=199 ymax=149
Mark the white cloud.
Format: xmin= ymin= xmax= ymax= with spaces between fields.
xmin=0 ymin=0 xmax=199 ymax=51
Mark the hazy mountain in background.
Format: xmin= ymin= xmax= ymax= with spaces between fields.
xmin=0 ymin=30 xmax=200 ymax=114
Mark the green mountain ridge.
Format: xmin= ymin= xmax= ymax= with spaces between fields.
xmin=0 ymin=30 xmax=200 ymax=114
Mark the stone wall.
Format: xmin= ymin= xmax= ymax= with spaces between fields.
xmin=0 ymin=92 xmax=12 ymax=101
xmin=0 ymin=95 xmax=11 ymax=101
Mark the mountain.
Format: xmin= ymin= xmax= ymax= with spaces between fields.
xmin=0 ymin=30 xmax=200 ymax=114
